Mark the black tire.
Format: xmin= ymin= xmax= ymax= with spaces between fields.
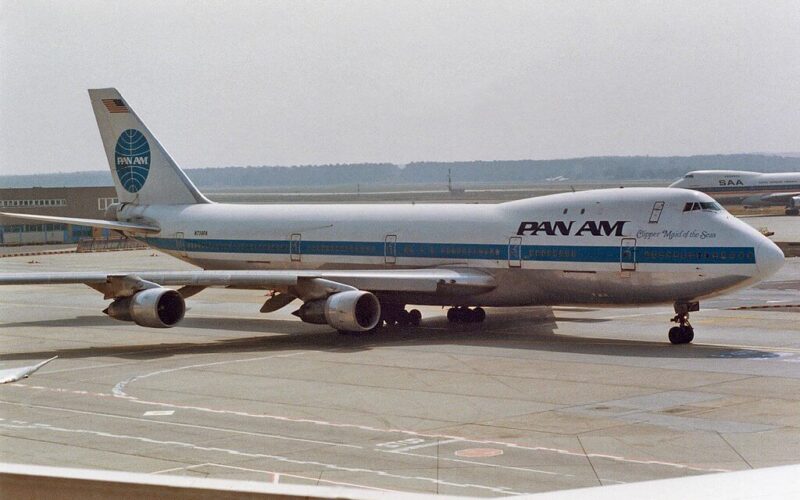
xmin=683 ymin=327 xmax=695 ymax=344
xmin=668 ymin=326 xmax=682 ymax=344
xmin=447 ymin=308 xmax=458 ymax=323
xmin=408 ymin=309 xmax=422 ymax=326
xmin=397 ymin=310 xmax=411 ymax=326
xmin=473 ymin=307 xmax=486 ymax=323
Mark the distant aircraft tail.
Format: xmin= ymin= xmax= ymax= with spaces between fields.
xmin=89 ymin=88 xmax=210 ymax=205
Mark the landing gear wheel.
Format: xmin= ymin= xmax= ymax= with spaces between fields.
xmin=447 ymin=308 xmax=458 ymax=322
xmin=668 ymin=326 xmax=694 ymax=344
xmin=380 ymin=304 xmax=423 ymax=328
xmin=669 ymin=302 xmax=698 ymax=344
xmin=408 ymin=309 xmax=422 ymax=326
xmin=397 ymin=310 xmax=411 ymax=326
xmin=668 ymin=327 xmax=682 ymax=344
xmin=447 ymin=307 xmax=486 ymax=324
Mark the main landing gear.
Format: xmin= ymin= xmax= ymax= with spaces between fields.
xmin=447 ymin=306 xmax=486 ymax=324
xmin=381 ymin=303 xmax=422 ymax=327
xmin=668 ymin=302 xmax=698 ymax=344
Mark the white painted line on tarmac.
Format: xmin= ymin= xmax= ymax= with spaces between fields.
xmin=152 ymin=463 xmax=390 ymax=491
xmin=107 ymin=353 xmax=732 ymax=475
xmin=0 ymin=400 xmax=362 ymax=450
xmin=386 ymin=438 xmax=461 ymax=453
xmin=0 ymin=419 xmax=526 ymax=496
xmin=112 ymin=351 xmax=306 ymax=398
xmin=143 ymin=410 xmax=174 ymax=416
xmin=385 ymin=449 xmax=566 ymax=477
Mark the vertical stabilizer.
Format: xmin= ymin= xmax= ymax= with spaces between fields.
xmin=89 ymin=88 xmax=210 ymax=205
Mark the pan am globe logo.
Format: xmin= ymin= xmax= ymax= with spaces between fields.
xmin=114 ymin=129 xmax=151 ymax=193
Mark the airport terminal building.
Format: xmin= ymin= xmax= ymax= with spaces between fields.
xmin=0 ymin=186 xmax=117 ymax=245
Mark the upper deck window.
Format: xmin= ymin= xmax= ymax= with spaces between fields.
xmin=649 ymin=201 xmax=665 ymax=223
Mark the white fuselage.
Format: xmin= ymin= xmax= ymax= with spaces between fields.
xmin=670 ymin=170 xmax=800 ymax=207
xmin=117 ymin=187 xmax=782 ymax=308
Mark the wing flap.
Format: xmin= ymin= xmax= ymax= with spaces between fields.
xmin=0 ymin=211 xmax=160 ymax=234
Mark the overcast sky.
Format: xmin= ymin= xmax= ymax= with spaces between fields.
xmin=1 ymin=1 xmax=799 ymax=175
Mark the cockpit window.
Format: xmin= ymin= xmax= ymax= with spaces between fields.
xmin=700 ymin=202 xmax=722 ymax=211
xmin=683 ymin=201 xmax=723 ymax=212
xmin=685 ymin=174 xmax=694 ymax=178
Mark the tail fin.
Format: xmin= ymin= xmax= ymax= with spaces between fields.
xmin=89 ymin=88 xmax=210 ymax=205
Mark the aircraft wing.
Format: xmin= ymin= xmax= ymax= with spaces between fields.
xmin=0 ymin=357 xmax=58 ymax=384
xmin=0 ymin=211 xmax=160 ymax=234
xmin=0 ymin=268 xmax=497 ymax=299
xmin=755 ymin=192 xmax=800 ymax=203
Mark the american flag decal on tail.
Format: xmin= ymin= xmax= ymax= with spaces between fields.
xmin=102 ymin=98 xmax=129 ymax=113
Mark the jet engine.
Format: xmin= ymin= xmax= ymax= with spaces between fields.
xmin=293 ymin=290 xmax=381 ymax=332
xmin=104 ymin=288 xmax=186 ymax=328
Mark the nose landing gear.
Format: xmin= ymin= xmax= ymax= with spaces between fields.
xmin=669 ymin=302 xmax=698 ymax=344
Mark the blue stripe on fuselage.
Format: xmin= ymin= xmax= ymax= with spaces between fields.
xmin=143 ymin=237 xmax=756 ymax=265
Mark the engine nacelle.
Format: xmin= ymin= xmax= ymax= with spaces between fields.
xmin=104 ymin=288 xmax=186 ymax=328
xmin=293 ymin=291 xmax=381 ymax=332
xmin=742 ymin=195 xmax=768 ymax=208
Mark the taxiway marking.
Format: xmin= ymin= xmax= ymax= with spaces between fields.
xmin=0 ymin=418 xmax=526 ymax=496
xmin=152 ymin=463 xmax=396 ymax=492
xmin=109 ymin=354 xmax=732 ymax=475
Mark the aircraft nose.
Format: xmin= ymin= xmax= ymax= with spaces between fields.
xmin=755 ymin=238 xmax=784 ymax=279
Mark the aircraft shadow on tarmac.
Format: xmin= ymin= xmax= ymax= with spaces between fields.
xmin=0 ymin=307 xmax=779 ymax=362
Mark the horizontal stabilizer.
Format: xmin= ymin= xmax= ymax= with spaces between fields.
xmin=0 ymin=212 xmax=160 ymax=234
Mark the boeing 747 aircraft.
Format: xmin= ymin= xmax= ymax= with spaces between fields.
xmin=0 ymin=89 xmax=785 ymax=344
xmin=670 ymin=170 xmax=800 ymax=215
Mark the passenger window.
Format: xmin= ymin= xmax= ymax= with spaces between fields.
xmin=649 ymin=202 xmax=665 ymax=223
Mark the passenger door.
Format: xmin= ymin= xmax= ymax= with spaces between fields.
xmin=508 ymin=236 xmax=522 ymax=268
xmin=385 ymin=235 xmax=397 ymax=265
xmin=620 ymin=238 xmax=636 ymax=271
xmin=290 ymin=233 xmax=301 ymax=262
xmin=175 ymin=232 xmax=186 ymax=258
